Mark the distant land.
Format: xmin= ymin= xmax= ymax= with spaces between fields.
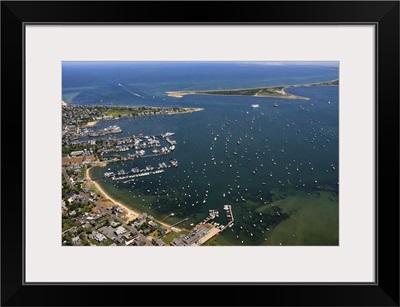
xmin=166 ymin=79 xmax=339 ymax=100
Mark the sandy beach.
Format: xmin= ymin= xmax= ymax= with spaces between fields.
xmin=181 ymin=107 xmax=204 ymax=113
xmin=85 ymin=168 xmax=180 ymax=230
xmin=166 ymin=91 xmax=195 ymax=98
xmin=86 ymin=168 xmax=139 ymax=221
xmin=165 ymin=107 xmax=204 ymax=115
xmin=84 ymin=121 xmax=98 ymax=127
xmin=168 ymin=107 xmax=203 ymax=114
xmin=165 ymin=80 xmax=339 ymax=101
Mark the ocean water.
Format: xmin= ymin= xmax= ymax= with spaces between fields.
xmin=63 ymin=62 xmax=339 ymax=245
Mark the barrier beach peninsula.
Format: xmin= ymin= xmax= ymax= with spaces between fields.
xmin=166 ymin=79 xmax=338 ymax=100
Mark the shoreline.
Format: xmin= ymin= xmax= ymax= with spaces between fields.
xmin=174 ymin=107 xmax=204 ymax=114
xmin=78 ymin=108 xmax=203 ymax=128
xmin=86 ymin=168 xmax=139 ymax=221
xmin=166 ymin=90 xmax=309 ymax=100
xmin=190 ymin=92 xmax=308 ymax=100
xmin=84 ymin=121 xmax=98 ymax=127
xmin=166 ymin=79 xmax=338 ymax=100
xmin=163 ymin=107 xmax=204 ymax=114
xmin=85 ymin=168 xmax=181 ymax=230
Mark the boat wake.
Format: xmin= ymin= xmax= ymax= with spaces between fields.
xmin=118 ymin=83 xmax=144 ymax=98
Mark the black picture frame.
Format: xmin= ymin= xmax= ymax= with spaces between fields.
xmin=1 ymin=1 xmax=399 ymax=306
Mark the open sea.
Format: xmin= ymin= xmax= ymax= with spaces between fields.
xmin=63 ymin=62 xmax=339 ymax=246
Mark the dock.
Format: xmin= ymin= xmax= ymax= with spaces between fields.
xmin=161 ymin=213 xmax=175 ymax=222
xmin=221 ymin=204 xmax=234 ymax=230
xmin=90 ymin=156 xmax=178 ymax=181
xmin=171 ymin=217 xmax=189 ymax=227
xmin=192 ymin=204 xmax=235 ymax=245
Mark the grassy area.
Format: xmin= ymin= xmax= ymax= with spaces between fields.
xmin=307 ymin=79 xmax=338 ymax=86
xmin=202 ymin=237 xmax=222 ymax=246
xmin=197 ymin=86 xmax=286 ymax=97
xmin=62 ymin=175 xmax=74 ymax=198
xmin=62 ymin=219 xmax=76 ymax=232
xmin=62 ymin=143 xmax=94 ymax=154
xmin=162 ymin=230 xmax=190 ymax=244
xmin=103 ymin=109 xmax=138 ymax=117
xmin=80 ymin=234 xmax=92 ymax=246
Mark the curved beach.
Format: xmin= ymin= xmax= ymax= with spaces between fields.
xmin=86 ymin=168 xmax=139 ymax=221
xmin=85 ymin=168 xmax=181 ymax=230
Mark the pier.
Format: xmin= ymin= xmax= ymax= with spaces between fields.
xmin=70 ymin=125 xmax=122 ymax=141
xmin=112 ymin=169 xmax=165 ymax=181
xmin=196 ymin=209 xmax=218 ymax=227
xmin=91 ymin=159 xmax=178 ymax=181
xmin=188 ymin=205 xmax=235 ymax=245
xmin=221 ymin=204 xmax=234 ymax=231
xmin=171 ymin=217 xmax=189 ymax=227
xmin=161 ymin=213 xmax=175 ymax=222
xmin=98 ymin=133 xmax=177 ymax=162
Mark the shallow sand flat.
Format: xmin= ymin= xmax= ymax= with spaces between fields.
xmin=259 ymin=191 xmax=338 ymax=246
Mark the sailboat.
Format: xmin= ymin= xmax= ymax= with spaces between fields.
xmin=274 ymin=100 xmax=279 ymax=107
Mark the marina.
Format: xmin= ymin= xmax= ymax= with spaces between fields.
xmin=68 ymin=125 xmax=122 ymax=141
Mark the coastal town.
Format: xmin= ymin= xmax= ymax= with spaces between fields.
xmin=61 ymin=103 xmax=232 ymax=246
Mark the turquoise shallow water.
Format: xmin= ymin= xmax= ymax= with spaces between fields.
xmin=64 ymin=62 xmax=339 ymax=245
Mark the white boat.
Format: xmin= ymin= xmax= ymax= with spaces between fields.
xmin=163 ymin=132 xmax=175 ymax=137
xmin=251 ymin=104 xmax=259 ymax=108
